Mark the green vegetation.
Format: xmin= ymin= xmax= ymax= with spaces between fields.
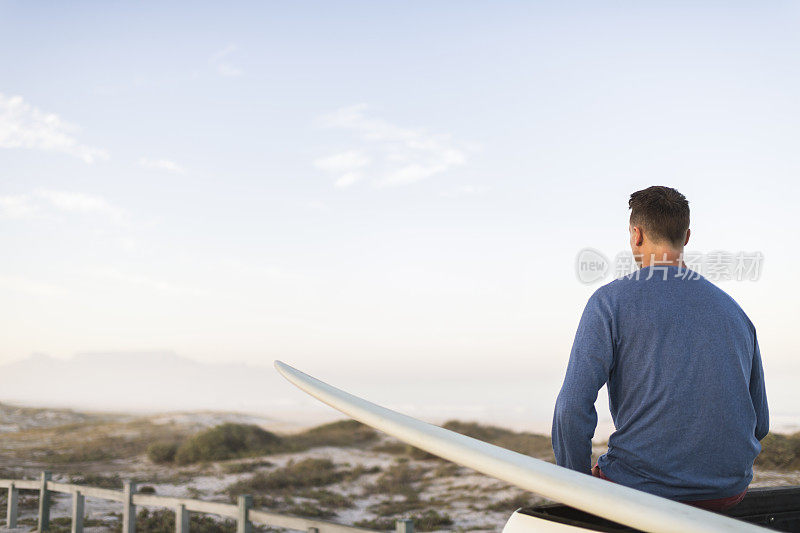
xmin=148 ymin=420 xmax=377 ymax=465
xmin=432 ymin=462 xmax=462 ymax=477
xmin=223 ymin=459 xmax=275 ymax=473
xmin=174 ymin=423 xmax=283 ymax=465
xmin=756 ymin=432 xmax=800 ymax=470
xmin=225 ymin=460 xmax=367 ymax=519
xmin=412 ymin=510 xmax=454 ymax=531
xmin=285 ymin=502 xmax=337 ymax=519
xmin=147 ymin=442 xmax=179 ymax=464
xmin=10 ymin=414 xmax=800 ymax=532
xmin=369 ymin=495 xmax=441 ymax=516
xmin=227 ymin=458 xmax=344 ymax=494
xmin=485 ymin=492 xmax=539 ymax=512
xmin=106 ymin=509 xmax=276 ymax=533
xmin=0 ymin=493 xmax=38 ymax=519
xmin=69 ymin=473 xmax=122 ymax=489
xmin=442 ymin=420 xmax=553 ymax=459
xmin=354 ymin=517 xmax=396 ymax=531
xmin=371 ymin=460 xmax=429 ymax=497
xmin=298 ymin=489 xmax=355 ymax=509
xmin=372 ymin=421 xmax=552 ymax=462
xmin=40 ymin=516 xmax=106 ymax=533
xmin=291 ymin=419 xmax=378 ymax=448
xmin=356 ymin=510 xmax=453 ymax=532
xmin=2 ymin=417 xmax=193 ymax=466
xmin=372 ymin=440 xmax=440 ymax=460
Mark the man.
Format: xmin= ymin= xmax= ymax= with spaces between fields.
xmin=552 ymin=185 xmax=769 ymax=511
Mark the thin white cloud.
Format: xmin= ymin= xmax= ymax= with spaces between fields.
xmin=313 ymin=149 xmax=370 ymax=188
xmin=139 ymin=157 xmax=186 ymax=174
xmin=315 ymin=104 xmax=468 ymax=187
xmin=302 ymin=200 xmax=327 ymax=211
xmin=91 ymin=267 xmax=212 ymax=297
xmin=335 ymin=173 xmax=361 ymax=188
xmin=0 ymin=93 xmax=108 ymax=164
xmin=35 ymin=189 xmax=125 ymax=220
xmin=440 ymin=185 xmax=487 ymax=198
xmin=0 ymin=189 xmax=125 ymax=222
xmin=0 ymin=194 xmax=37 ymax=218
xmin=0 ymin=275 xmax=68 ymax=298
xmin=210 ymin=44 xmax=242 ymax=77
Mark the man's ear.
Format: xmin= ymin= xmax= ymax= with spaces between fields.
xmin=684 ymin=228 xmax=691 ymax=246
xmin=633 ymin=226 xmax=644 ymax=247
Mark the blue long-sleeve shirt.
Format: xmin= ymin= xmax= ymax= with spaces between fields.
xmin=552 ymin=265 xmax=769 ymax=501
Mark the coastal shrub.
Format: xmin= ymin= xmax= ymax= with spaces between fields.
xmin=369 ymin=495 xmax=428 ymax=515
xmin=356 ymin=510 xmax=452 ymax=532
xmin=174 ymin=423 xmax=283 ymax=465
xmin=69 ymin=473 xmax=122 ymax=489
xmin=756 ymin=432 xmax=800 ymax=470
xmin=20 ymin=418 xmax=192 ymax=465
xmin=290 ymin=419 xmax=377 ymax=448
xmin=372 ymin=440 xmax=440 ymax=460
xmin=299 ymin=489 xmax=355 ymax=509
xmin=223 ymin=459 xmax=274 ymax=473
xmin=107 ymin=508 xmax=263 ymax=533
xmin=42 ymin=516 xmax=105 ymax=533
xmin=443 ymin=420 xmax=553 ymax=459
xmin=372 ymin=461 xmax=428 ymax=496
xmin=286 ymin=501 xmax=337 ymax=519
xmin=485 ymin=492 xmax=539 ymax=512
xmin=354 ymin=517 xmax=396 ymax=530
xmin=414 ymin=510 xmax=454 ymax=531
xmin=343 ymin=463 xmax=381 ymax=480
xmin=146 ymin=442 xmax=179 ymax=464
xmin=226 ymin=458 xmax=344 ymax=495
xmin=373 ymin=421 xmax=552 ymax=461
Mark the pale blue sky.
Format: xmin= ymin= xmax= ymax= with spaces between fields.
xmin=1 ymin=2 xmax=799 ymax=424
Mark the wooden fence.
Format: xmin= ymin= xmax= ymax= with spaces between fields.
xmin=0 ymin=472 xmax=414 ymax=533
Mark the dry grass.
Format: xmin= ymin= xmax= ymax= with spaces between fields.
xmin=756 ymin=432 xmax=800 ymax=471
xmin=226 ymin=458 xmax=345 ymax=495
xmin=370 ymin=460 xmax=430 ymax=498
xmin=485 ymin=492 xmax=540 ymax=512
xmin=173 ymin=423 xmax=283 ymax=465
xmin=356 ymin=510 xmax=453 ymax=532
xmin=442 ymin=421 xmax=553 ymax=459
xmin=290 ymin=420 xmax=378 ymax=448
xmin=0 ymin=417 xmax=192 ymax=467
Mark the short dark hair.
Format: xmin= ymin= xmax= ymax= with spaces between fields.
xmin=628 ymin=186 xmax=690 ymax=247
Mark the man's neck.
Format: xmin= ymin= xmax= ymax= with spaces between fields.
xmin=639 ymin=248 xmax=685 ymax=268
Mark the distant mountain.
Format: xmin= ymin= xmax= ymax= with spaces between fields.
xmin=0 ymin=352 xmax=316 ymax=416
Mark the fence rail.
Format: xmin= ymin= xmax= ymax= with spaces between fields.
xmin=0 ymin=471 xmax=414 ymax=533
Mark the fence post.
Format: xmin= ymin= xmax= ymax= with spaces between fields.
xmin=71 ymin=490 xmax=84 ymax=533
xmin=37 ymin=470 xmax=51 ymax=533
xmin=175 ymin=503 xmax=189 ymax=533
xmin=395 ymin=518 xmax=414 ymax=533
xmin=236 ymin=495 xmax=252 ymax=533
xmin=7 ymin=482 xmax=18 ymax=529
xmin=122 ymin=481 xmax=137 ymax=533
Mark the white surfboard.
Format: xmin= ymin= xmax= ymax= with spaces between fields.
xmin=274 ymin=361 xmax=767 ymax=533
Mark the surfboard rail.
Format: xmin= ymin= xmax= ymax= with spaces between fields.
xmin=274 ymin=360 xmax=768 ymax=533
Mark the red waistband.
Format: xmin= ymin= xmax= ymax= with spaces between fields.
xmin=592 ymin=463 xmax=747 ymax=511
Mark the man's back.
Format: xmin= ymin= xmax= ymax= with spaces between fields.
xmin=552 ymin=265 xmax=769 ymax=501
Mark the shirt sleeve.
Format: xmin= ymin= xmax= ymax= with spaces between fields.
xmin=750 ymin=329 xmax=769 ymax=441
xmin=552 ymin=290 xmax=615 ymax=474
